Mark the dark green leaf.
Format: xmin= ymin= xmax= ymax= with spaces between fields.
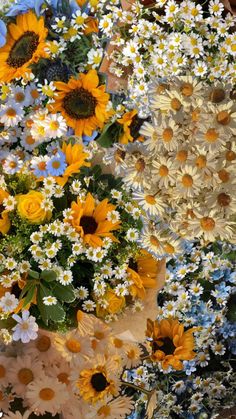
xmin=22 ymin=285 xmax=36 ymax=308
xmin=38 ymin=286 xmax=65 ymax=325
xmin=97 ymin=122 xmax=122 ymax=147
xmin=28 ymin=270 xmax=40 ymax=279
xmin=52 ymin=282 xmax=75 ymax=303
xmin=41 ymin=270 xmax=57 ymax=282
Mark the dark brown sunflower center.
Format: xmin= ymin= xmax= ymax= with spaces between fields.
xmin=91 ymin=372 xmax=109 ymax=392
xmin=130 ymin=115 xmax=145 ymax=140
xmin=7 ymin=31 xmax=39 ymax=69
xmin=80 ymin=216 xmax=98 ymax=234
xmin=153 ymin=337 xmax=176 ymax=355
xmin=63 ymin=88 xmax=97 ymax=120
xmin=128 ymin=258 xmax=138 ymax=272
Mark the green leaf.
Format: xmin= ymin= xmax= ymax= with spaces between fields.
xmin=38 ymin=286 xmax=65 ymax=325
xmin=52 ymin=282 xmax=75 ymax=303
xmin=97 ymin=122 xmax=122 ymax=148
xmin=22 ymin=285 xmax=36 ymax=308
xmin=28 ymin=270 xmax=40 ymax=279
xmin=41 ymin=270 xmax=57 ymax=282
xmin=19 ymin=281 xmax=36 ymax=300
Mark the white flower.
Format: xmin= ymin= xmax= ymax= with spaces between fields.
xmin=58 ymin=270 xmax=73 ymax=285
xmin=75 ymin=286 xmax=89 ymax=300
xmin=43 ymin=296 xmax=57 ymax=306
xmin=12 ymin=310 xmax=38 ymax=343
xmin=82 ymin=300 xmax=96 ymax=312
xmin=0 ymin=292 xmax=18 ymax=313
xmin=107 ymin=210 xmax=120 ymax=223
xmin=126 ymin=228 xmax=139 ymax=242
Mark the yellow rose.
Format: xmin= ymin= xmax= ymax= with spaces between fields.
xmin=17 ymin=191 xmax=51 ymax=224
xmin=0 ymin=188 xmax=11 ymax=235
xmin=96 ymin=290 xmax=125 ymax=317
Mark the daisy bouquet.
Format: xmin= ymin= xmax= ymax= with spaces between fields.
xmin=123 ymin=241 xmax=236 ymax=418
xmin=97 ymin=0 xmax=236 ymax=111
xmin=0 ymin=310 xmax=142 ymax=418
xmin=102 ymin=77 xmax=236 ymax=259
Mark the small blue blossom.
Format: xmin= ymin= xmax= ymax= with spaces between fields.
xmin=183 ymin=360 xmax=197 ymax=376
xmin=0 ymin=20 xmax=7 ymax=48
xmin=228 ymin=338 xmax=236 ymax=355
xmin=82 ymin=130 xmax=98 ymax=145
xmin=7 ymin=0 xmax=45 ymax=16
xmin=46 ymin=151 xmax=67 ymax=176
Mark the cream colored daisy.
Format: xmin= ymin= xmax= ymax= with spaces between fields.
xmin=47 ymin=359 xmax=72 ymax=389
xmin=217 ymin=165 xmax=236 ymax=188
xmin=8 ymin=354 xmax=42 ymax=396
xmin=26 ymin=374 xmax=69 ymax=416
xmin=140 ymin=117 xmax=181 ymax=152
xmin=207 ymin=101 xmax=236 ymax=134
xmin=123 ymin=154 xmax=151 ymax=191
xmin=170 ymin=148 xmax=190 ymax=169
xmin=3 ymin=411 xmax=31 ymax=419
xmin=153 ymin=156 xmax=176 ymax=189
xmin=188 ymin=147 xmax=218 ymax=176
xmin=53 ymin=329 xmax=93 ymax=362
xmin=170 ymin=76 xmax=204 ymax=101
xmin=140 ymin=225 xmax=165 ymax=259
xmin=195 ymin=125 xmax=228 ymax=151
xmin=132 ymin=190 xmax=167 ymax=217
xmin=188 ymin=209 xmax=235 ymax=242
xmin=0 ymin=390 xmax=13 ymax=413
xmin=24 ymin=329 xmax=58 ymax=365
xmin=150 ymin=89 xmax=184 ymax=114
xmin=0 ymin=355 xmax=11 ymax=387
xmin=205 ymin=187 xmax=236 ymax=215
xmin=61 ymin=396 xmax=90 ymax=419
xmin=161 ymin=236 xmax=183 ymax=256
xmin=77 ymin=310 xmax=112 ymax=352
xmin=124 ymin=343 xmax=143 ymax=369
xmin=87 ymin=395 xmax=135 ymax=419
xmin=174 ymin=166 xmax=201 ymax=198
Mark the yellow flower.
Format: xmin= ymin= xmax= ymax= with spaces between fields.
xmin=55 ymin=141 xmax=90 ymax=187
xmin=96 ymin=289 xmax=125 ymax=317
xmin=51 ymin=70 xmax=110 ymax=137
xmin=0 ymin=10 xmax=48 ymax=82
xmin=17 ymin=191 xmax=51 ymax=224
xmin=127 ymin=250 xmax=158 ymax=299
xmin=146 ymin=318 xmax=196 ymax=370
xmin=117 ymin=110 xmax=144 ymax=144
xmin=67 ymin=192 xmax=121 ymax=248
xmin=0 ymin=188 xmax=11 ymax=235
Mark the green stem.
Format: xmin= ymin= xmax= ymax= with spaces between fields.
xmin=121 ymin=381 xmax=152 ymax=395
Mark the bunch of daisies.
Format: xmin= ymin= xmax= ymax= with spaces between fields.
xmin=103 ymin=77 xmax=236 ymax=259
xmin=0 ymin=310 xmax=141 ymax=418
xmin=123 ymin=241 xmax=236 ymax=419
xmin=97 ymin=0 xmax=236 ymax=112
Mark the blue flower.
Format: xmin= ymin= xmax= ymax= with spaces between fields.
xmin=0 ymin=20 xmax=7 ymax=48
xmin=7 ymin=0 xmax=45 ymax=16
xmin=183 ymin=360 xmax=197 ymax=376
xmin=83 ymin=130 xmax=98 ymax=145
xmin=46 ymin=151 xmax=67 ymax=176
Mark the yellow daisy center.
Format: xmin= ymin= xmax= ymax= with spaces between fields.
xmin=150 ymin=235 xmax=161 ymax=247
xmin=63 ymin=88 xmax=97 ymax=120
xmin=162 ymin=127 xmax=173 ymax=142
xmin=18 ymin=368 xmax=34 ymax=385
xmin=113 ymin=338 xmax=123 ymax=348
xmin=7 ymin=31 xmax=39 ymax=69
xmin=145 ymin=195 xmax=156 ymax=205
xmin=37 ymin=161 xmax=47 ymax=171
xmin=164 ymin=243 xmax=175 ymax=254
xmin=6 ymin=108 xmax=17 ymax=117
xmin=15 ymin=92 xmax=25 ymax=102
xmin=36 ymin=335 xmax=51 ymax=352
xmin=127 ymin=349 xmax=136 ymax=359
xmin=135 ymin=158 xmax=145 ymax=172
xmin=31 ymin=89 xmax=39 ymax=99
xmin=200 ymin=217 xmax=215 ymax=231
xmin=182 ymin=174 xmax=193 ymax=187
xmin=114 ymin=149 xmax=126 ymax=163
xmin=218 ymin=169 xmax=230 ymax=183
xmin=94 ymin=331 xmax=105 ymax=340
xmin=225 ymin=150 xmax=235 ymax=161
xmin=171 ymin=98 xmax=182 ymax=111
xmin=159 ymin=165 xmax=169 ymax=177
xmin=195 ymin=155 xmax=206 ymax=168
xmin=204 ymin=128 xmax=219 ymax=143
xmin=217 ymin=110 xmax=230 ymax=125
xmin=25 ymin=135 xmax=35 ymax=145
xmin=39 ymin=387 xmax=55 ymax=401
xmin=176 ymin=150 xmax=188 ymax=162
xmin=50 ymin=121 xmax=60 ymax=130
xmin=66 ymin=338 xmax=81 ymax=353
xmin=181 ymin=82 xmax=194 ymax=97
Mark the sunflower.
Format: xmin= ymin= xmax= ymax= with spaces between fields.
xmin=0 ymin=188 xmax=11 ymax=235
xmin=75 ymin=356 xmax=119 ymax=404
xmin=146 ymin=318 xmax=196 ymax=370
xmin=55 ymin=141 xmax=91 ymax=186
xmin=0 ymin=11 xmax=48 ymax=82
xmin=127 ymin=250 xmax=159 ymax=299
xmin=66 ymin=192 xmax=121 ymax=247
xmin=51 ymin=69 xmax=110 ymax=137
xmin=117 ymin=110 xmax=144 ymax=144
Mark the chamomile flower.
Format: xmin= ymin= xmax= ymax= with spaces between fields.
xmin=43 ymin=296 xmax=57 ymax=306
xmin=0 ymin=102 xmax=24 ymax=127
xmin=43 ymin=114 xmax=67 ymax=138
xmin=0 ymin=292 xmax=18 ymax=313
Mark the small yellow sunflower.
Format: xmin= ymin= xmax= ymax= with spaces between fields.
xmin=52 ymin=70 xmax=110 ymax=137
xmin=117 ymin=110 xmax=144 ymax=144
xmin=127 ymin=250 xmax=158 ymax=299
xmin=0 ymin=11 xmax=48 ymax=82
xmin=66 ymin=192 xmax=121 ymax=248
xmin=146 ymin=318 xmax=196 ymax=370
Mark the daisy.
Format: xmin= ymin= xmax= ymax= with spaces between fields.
xmin=24 ymin=329 xmax=58 ymax=365
xmin=3 ymin=155 xmax=23 ymax=175
xmin=152 ymin=116 xmax=182 ymax=151
xmin=54 ymin=330 xmax=93 ymax=362
xmin=0 ymin=355 xmax=11 ymax=387
xmin=206 ymin=187 xmax=236 ymax=215
xmin=43 ymin=296 xmax=57 ymax=306
xmin=209 ymin=101 xmax=236 ymax=134
xmin=0 ymin=102 xmax=24 ymax=127
xmin=196 ymin=125 xmax=228 ymax=151
xmin=12 ymin=311 xmax=38 ymax=343
xmin=140 ymin=226 xmax=165 ymax=259
xmin=188 ymin=209 xmax=234 ymax=241
xmin=123 ymin=155 xmax=151 ymax=191
xmin=43 ymin=113 xmax=67 ymax=139
xmin=26 ymin=374 xmax=69 ymax=416
xmin=8 ymin=354 xmax=42 ymax=396
xmin=132 ymin=190 xmax=166 ymax=217
xmin=153 ymin=156 xmax=176 ymax=189
xmin=150 ymin=89 xmax=184 ymax=114
xmin=10 ymin=86 xmax=31 ymax=107
xmin=0 ymin=292 xmax=18 ymax=313
xmin=47 ymin=359 xmax=72 ymax=388
xmin=88 ymin=395 xmax=135 ymax=419
xmin=174 ymin=166 xmax=201 ymax=198
xmin=3 ymin=411 xmax=31 ymax=419
xmin=20 ymin=130 xmax=39 ymax=151
xmin=124 ymin=344 xmax=143 ymax=369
